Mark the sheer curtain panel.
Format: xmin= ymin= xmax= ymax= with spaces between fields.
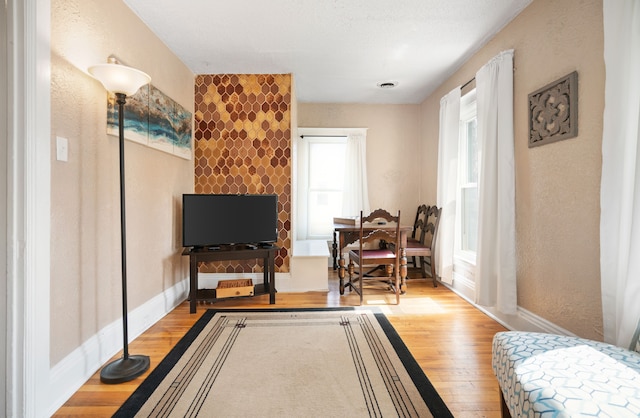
xmin=600 ymin=0 xmax=640 ymax=348
xmin=436 ymin=87 xmax=461 ymax=285
xmin=294 ymin=136 xmax=310 ymax=240
xmin=474 ymin=49 xmax=517 ymax=315
xmin=342 ymin=133 xmax=370 ymax=216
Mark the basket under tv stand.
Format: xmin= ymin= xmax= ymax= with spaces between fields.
xmin=182 ymin=244 xmax=279 ymax=313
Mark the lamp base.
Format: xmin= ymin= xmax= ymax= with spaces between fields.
xmin=100 ymin=354 xmax=150 ymax=384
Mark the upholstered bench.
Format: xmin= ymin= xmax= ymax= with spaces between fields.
xmin=492 ymin=330 xmax=640 ymax=417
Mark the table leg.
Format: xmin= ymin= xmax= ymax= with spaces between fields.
xmin=332 ymin=230 xmax=338 ymax=270
xmin=263 ymin=255 xmax=268 ymax=292
xmin=338 ymin=256 xmax=345 ymax=294
xmin=268 ymin=253 xmax=276 ymax=304
xmin=189 ymin=256 xmax=198 ymax=314
xmin=400 ymin=247 xmax=408 ymax=294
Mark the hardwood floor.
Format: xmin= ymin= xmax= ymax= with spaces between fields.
xmin=53 ymin=268 xmax=507 ymax=417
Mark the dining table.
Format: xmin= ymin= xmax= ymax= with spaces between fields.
xmin=332 ymin=219 xmax=413 ymax=295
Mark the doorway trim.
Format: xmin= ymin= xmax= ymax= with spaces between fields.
xmin=5 ymin=0 xmax=52 ymax=416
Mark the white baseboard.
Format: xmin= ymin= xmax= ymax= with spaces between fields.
xmin=451 ymin=271 xmax=475 ymax=299
xmin=47 ymin=279 xmax=189 ymax=416
xmin=516 ymin=306 xmax=578 ymax=336
xmin=444 ymin=275 xmax=576 ymax=337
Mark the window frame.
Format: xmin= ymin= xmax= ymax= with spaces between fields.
xmin=305 ymin=135 xmax=348 ymax=239
xmin=295 ymin=127 xmax=367 ymax=241
xmin=455 ymin=89 xmax=478 ymax=266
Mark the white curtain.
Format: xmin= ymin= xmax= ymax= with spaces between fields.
xmin=342 ymin=132 xmax=370 ymax=216
xmin=600 ymin=0 xmax=640 ymax=348
xmin=474 ymin=49 xmax=517 ymax=315
xmin=294 ymin=136 xmax=310 ymax=240
xmin=436 ymin=87 xmax=461 ymax=285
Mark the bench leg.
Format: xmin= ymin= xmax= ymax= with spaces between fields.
xmin=500 ymin=390 xmax=511 ymax=418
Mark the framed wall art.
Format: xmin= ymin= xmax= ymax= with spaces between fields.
xmin=106 ymin=85 xmax=193 ymax=159
xmin=528 ymin=71 xmax=578 ymax=148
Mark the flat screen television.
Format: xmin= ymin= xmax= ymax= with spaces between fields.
xmin=182 ymin=194 xmax=278 ymax=248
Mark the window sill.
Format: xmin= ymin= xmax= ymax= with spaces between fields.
xmin=454 ymin=251 xmax=476 ymax=267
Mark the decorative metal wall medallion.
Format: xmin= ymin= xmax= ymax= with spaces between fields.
xmin=528 ymin=71 xmax=578 ymax=148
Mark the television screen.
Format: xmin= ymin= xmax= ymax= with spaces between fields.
xmin=182 ymin=194 xmax=278 ymax=247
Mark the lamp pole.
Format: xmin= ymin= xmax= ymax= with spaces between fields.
xmin=116 ymin=92 xmax=132 ymax=361
xmin=89 ymin=63 xmax=151 ymax=384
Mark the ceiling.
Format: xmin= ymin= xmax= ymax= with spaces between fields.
xmin=123 ymin=0 xmax=532 ymax=104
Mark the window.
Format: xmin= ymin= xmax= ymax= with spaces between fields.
xmin=456 ymin=89 xmax=478 ymax=262
xmin=306 ymin=137 xmax=347 ymax=238
xmin=295 ymin=127 xmax=369 ymax=241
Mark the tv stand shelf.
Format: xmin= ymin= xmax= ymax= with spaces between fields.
xmin=182 ymin=245 xmax=279 ymax=313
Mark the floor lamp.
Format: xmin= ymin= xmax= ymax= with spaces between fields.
xmin=88 ymin=62 xmax=151 ymax=384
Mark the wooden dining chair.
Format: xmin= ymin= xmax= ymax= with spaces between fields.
xmin=390 ymin=205 xmax=441 ymax=287
xmin=341 ymin=209 xmax=402 ymax=305
xmin=407 ymin=204 xmax=429 ymax=268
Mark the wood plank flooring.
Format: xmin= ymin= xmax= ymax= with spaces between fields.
xmin=53 ymin=268 xmax=507 ymax=417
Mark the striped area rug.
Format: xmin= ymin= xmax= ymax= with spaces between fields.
xmin=114 ymin=308 xmax=452 ymax=417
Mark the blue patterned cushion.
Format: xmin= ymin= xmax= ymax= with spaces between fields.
xmin=493 ymin=331 xmax=640 ymax=417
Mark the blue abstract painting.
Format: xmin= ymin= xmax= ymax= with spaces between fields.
xmin=148 ymin=85 xmax=174 ymax=153
xmin=106 ymin=84 xmax=192 ymax=159
xmin=107 ymin=85 xmax=149 ymax=145
xmin=172 ymin=101 xmax=192 ymax=159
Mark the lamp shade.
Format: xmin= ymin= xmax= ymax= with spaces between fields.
xmin=88 ymin=63 xmax=151 ymax=96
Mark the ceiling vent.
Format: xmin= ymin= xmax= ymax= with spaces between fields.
xmin=377 ymin=81 xmax=398 ymax=89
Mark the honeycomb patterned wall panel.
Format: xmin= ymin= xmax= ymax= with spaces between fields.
xmin=194 ymin=74 xmax=291 ymax=273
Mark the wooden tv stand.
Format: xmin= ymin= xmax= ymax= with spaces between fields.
xmin=182 ymin=244 xmax=279 ymax=313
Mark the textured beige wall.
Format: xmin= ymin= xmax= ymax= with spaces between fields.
xmin=419 ymin=0 xmax=604 ymax=339
xmin=50 ymin=0 xmax=194 ymax=364
xmin=298 ymin=103 xmax=422 ymax=222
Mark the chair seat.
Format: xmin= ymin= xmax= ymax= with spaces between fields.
xmin=405 ymin=239 xmax=423 ymax=247
xmin=389 ymin=240 xmax=432 ymax=256
xmin=349 ymin=249 xmax=397 ymax=261
xmin=404 ymin=243 xmax=432 ymax=257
